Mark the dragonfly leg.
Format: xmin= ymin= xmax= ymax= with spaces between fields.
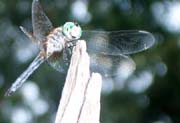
xmin=62 ymin=40 xmax=77 ymax=64
xmin=62 ymin=48 xmax=71 ymax=61
xmin=20 ymin=26 xmax=39 ymax=44
xmin=65 ymin=40 xmax=77 ymax=48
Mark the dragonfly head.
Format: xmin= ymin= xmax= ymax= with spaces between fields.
xmin=63 ymin=22 xmax=82 ymax=41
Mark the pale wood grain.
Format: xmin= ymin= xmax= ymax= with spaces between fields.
xmin=55 ymin=40 xmax=102 ymax=123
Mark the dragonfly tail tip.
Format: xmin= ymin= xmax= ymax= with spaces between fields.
xmin=4 ymin=89 xmax=14 ymax=97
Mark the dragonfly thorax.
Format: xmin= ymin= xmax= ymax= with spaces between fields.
xmin=43 ymin=27 xmax=67 ymax=58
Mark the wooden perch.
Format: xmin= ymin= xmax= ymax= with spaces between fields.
xmin=55 ymin=40 xmax=102 ymax=123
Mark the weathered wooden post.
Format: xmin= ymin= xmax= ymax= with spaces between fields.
xmin=55 ymin=40 xmax=102 ymax=123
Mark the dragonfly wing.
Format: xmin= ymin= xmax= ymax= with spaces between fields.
xmin=5 ymin=53 xmax=45 ymax=96
xmin=32 ymin=0 xmax=53 ymax=41
xmin=47 ymin=48 xmax=72 ymax=73
xmin=81 ymin=30 xmax=155 ymax=55
xmin=89 ymin=53 xmax=135 ymax=77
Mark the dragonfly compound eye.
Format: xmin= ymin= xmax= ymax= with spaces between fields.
xmin=63 ymin=22 xmax=82 ymax=40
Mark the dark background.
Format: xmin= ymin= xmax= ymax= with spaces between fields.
xmin=0 ymin=0 xmax=180 ymax=123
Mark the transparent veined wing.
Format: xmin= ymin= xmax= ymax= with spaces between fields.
xmin=47 ymin=48 xmax=72 ymax=73
xmin=47 ymin=50 xmax=135 ymax=77
xmin=81 ymin=30 xmax=155 ymax=55
xmin=32 ymin=0 xmax=53 ymax=41
xmin=89 ymin=53 xmax=135 ymax=77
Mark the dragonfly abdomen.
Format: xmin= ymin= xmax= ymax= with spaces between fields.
xmin=5 ymin=54 xmax=45 ymax=96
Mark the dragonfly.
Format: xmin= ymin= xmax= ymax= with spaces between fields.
xmin=5 ymin=0 xmax=155 ymax=96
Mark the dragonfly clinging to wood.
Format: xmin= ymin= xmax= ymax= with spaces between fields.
xmin=5 ymin=0 xmax=155 ymax=96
